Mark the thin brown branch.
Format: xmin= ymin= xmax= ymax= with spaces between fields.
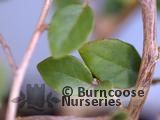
xmin=158 ymin=47 xmax=160 ymax=58
xmin=16 ymin=116 xmax=108 ymax=120
xmin=42 ymin=24 xmax=49 ymax=30
xmin=93 ymin=1 xmax=137 ymax=39
xmin=5 ymin=0 xmax=52 ymax=120
xmin=152 ymin=79 xmax=160 ymax=85
xmin=128 ymin=0 xmax=158 ymax=120
xmin=0 ymin=34 xmax=17 ymax=75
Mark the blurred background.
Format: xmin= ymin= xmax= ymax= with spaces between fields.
xmin=0 ymin=0 xmax=160 ymax=120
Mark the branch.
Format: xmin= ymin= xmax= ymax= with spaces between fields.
xmin=0 ymin=34 xmax=17 ymax=75
xmin=17 ymin=116 xmax=108 ymax=120
xmin=5 ymin=0 xmax=52 ymax=120
xmin=93 ymin=1 xmax=137 ymax=39
xmin=159 ymin=47 xmax=160 ymax=59
xmin=128 ymin=0 xmax=158 ymax=120
xmin=152 ymin=79 xmax=160 ymax=85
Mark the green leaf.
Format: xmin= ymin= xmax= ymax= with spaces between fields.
xmin=104 ymin=0 xmax=136 ymax=16
xmin=37 ymin=56 xmax=93 ymax=94
xmin=48 ymin=5 xmax=94 ymax=58
xmin=95 ymin=81 xmax=112 ymax=99
xmin=79 ymin=39 xmax=141 ymax=89
xmin=0 ymin=62 xmax=7 ymax=106
xmin=54 ymin=0 xmax=81 ymax=9
xmin=111 ymin=110 xmax=129 ymax=120
xmin=96 ymin=81 xmax=112 ymax=91
xmin=158 ymin=0 xmax=160 ymax=11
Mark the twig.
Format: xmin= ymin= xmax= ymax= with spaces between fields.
xmin=5 ymin=0 xmax=52 ymax=120
xmin=158 ymin=47 xmax=160 ymax=58
xmin=152 ymin=79 xmax=160 ymax=85
xmin=41 ymin=23 xmax=49 ymax=30
xmin=17 ymin=116 xmax=108 ymax=120
xmin=0 ymin=34 xmax=17 ymax=75
xmin=93 ymin=1 xmax=137 ymax=39
xmin=128 ymin=0 xmax=158 ymax=120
